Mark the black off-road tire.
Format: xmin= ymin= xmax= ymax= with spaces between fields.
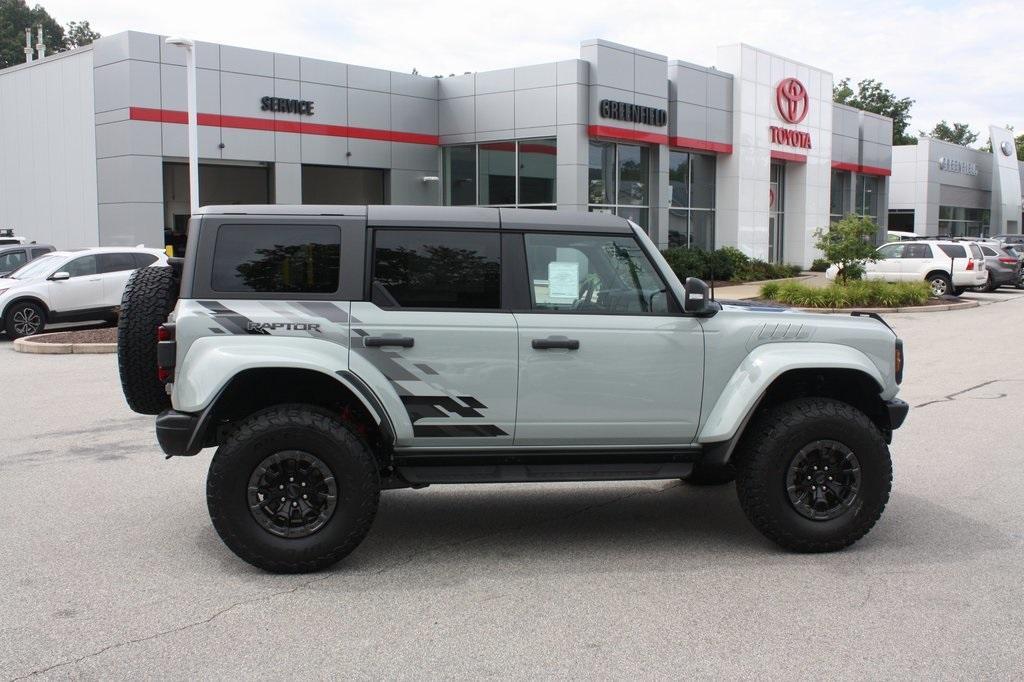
xmin=681 ymin=462 xmax=736 ymax=486
xmin=733 ymin=398 xmax=892 ymax=553
xmin=207 ymin=405 xmax=381 ymax=574
xmin=4 ymin=300 xmax=46 ymax=339
xmin=117 ymin=266 xmax=178 ymax=415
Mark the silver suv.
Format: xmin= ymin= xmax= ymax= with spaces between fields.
xmin=117 ymin=206 xmax=908 ymax=573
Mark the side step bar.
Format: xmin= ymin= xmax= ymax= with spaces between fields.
xmin=394 ymin=447 xmax=701 ymax=484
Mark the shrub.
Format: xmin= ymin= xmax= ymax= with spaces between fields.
xmin=662 ymin=247 xmax=709 ymax=282
xmin=760 ymin=280 xmax=931 ymax=308
xmin=737 ymin=259 xmax=801 ymax=282
xmin=810 ymin=258 xmax=830 ymax=272
xmin=661 ymin=247 xmax=801 ymax=284
xmin=813 ymin=214 xmax=878 ymax=283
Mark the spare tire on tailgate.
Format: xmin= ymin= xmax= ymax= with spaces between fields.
xmin=118 ymin=266 xmax=179 ymax=415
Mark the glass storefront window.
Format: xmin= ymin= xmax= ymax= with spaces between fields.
xmin=443 ymin=139 xmax=557 ymax=208
xmin=938 ymin=206 xmax=989 ymax=237
xmin=517 ymin=138 xmax=556 ymax=205
xmin=830 ymin=169 xmax=851 ymax=222
xmin=588 ymin=141 xmax=615 ymax=205
xmin=855 ymin=174 xmax=879 ymax=221
xmin=617 ymin=144 xmax=649 ymax=206
xmin=666 ymin=149 xmax=716 ymax=249
xmin=478 ymin=142 xmax=516 ymax=205
xmin=443 ymin=145 xmax=476 ymax=206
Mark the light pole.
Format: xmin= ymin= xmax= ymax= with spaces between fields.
xmin=165 ymin=37 xmax=199 ymax=216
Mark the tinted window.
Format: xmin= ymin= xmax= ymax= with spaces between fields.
xmin=902 ymin=244 xmax=931 ymax=259
xmin=134 ymin=253 xmax=159 ymax=268
xmin=372 ymin=230 xmax=499 ymax=309
xmin=64 ymin=255 xmax=98 ymax=278
xmin=99 ymin=252 xmax=138 ymax=273
xmin=981 ymin=246 xmax=997 ymax=256
xmin=938 ymin=244 xmax=967 ymax=258
xmin=0 ymin=250 xmax=27 ymax=270
xmin=524 ymin=233 xmax=669 ymax=314
xmin=31 ymin=248 xmax=50 ymax=258
xmin=211 ymin=225 xmax=341 ymax=293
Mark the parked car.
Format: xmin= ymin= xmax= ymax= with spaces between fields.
xmin=826 ymin=239 xmax=988 ymax=296
xmin=115 ymin=205 xmax=908 ymax=573
xmin=992 ymin=234 xmax=1024 ymax=246
xmin=0 ymin=243 xmax=56 ymax=278
xmin=975 ymin=244 xmax=1023 ymax=291
xmin=0 ymin=246 xmax=168 ymax=338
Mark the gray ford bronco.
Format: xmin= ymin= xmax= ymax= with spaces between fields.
xmin=117 ymin=206 xmax=907 ymax=573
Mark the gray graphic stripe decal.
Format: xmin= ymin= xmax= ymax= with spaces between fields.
xmin=197 ymin=300 xmax=267 ymax=335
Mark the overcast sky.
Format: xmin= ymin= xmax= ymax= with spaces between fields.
xmin=44 ymin=0 xmax=1024 ymax=144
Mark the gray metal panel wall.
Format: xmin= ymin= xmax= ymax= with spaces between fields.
xmin=668 ymin=60 xmax=733 ymax=147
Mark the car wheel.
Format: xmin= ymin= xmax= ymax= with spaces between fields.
xmin=117 ymin=266 xmax=178 ymax=415
xmin=928 ymin=274 xmax=952 ymax=297
xmin=4 ymin=301 xmax=46 ymax=339
xmin=983 ymin=273 xmax=998 ymax=292
xmin=733 ymin=397 xmax=892 ymax=553
xmin=681 ymin=462 xmax=736 ymax=486
xmin=207 ymin=404 xmax=381 ymax=574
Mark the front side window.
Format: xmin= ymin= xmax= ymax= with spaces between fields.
xmin=64 ymin=255 xmax=98 ymax=278
xmin=876 ymin=244 xmax=904 ymax=259
xmin=372 ymin=230 xmax=500 ymax=309
xmin=211 ymin=225 xmax=341 ymax=293
xmin=523 ymin=233 xmax=669 ymax=314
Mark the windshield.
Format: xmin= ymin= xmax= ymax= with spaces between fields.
xmin=8 ymin=254 xmax=63 ymax=280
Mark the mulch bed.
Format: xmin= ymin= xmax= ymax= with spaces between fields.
xmin=28 ymin=328 xmax=118 ymax=344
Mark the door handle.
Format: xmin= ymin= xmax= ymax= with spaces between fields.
xmin=364 ymin=336 xmax=414 ymax=348
xmin=531 ymin=338 xmax=580 ymax=350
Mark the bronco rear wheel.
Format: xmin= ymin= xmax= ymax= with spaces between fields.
xmin=207 ymin=405 xmax=380 ymax=573
xmin=117 ymin=266 xmax=178 ymax=415
xmin=733 ymin=397 xmax=892 ymax=553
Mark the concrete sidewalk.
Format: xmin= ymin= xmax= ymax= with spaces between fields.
xmin=713 ymin=271 xmax=825 ymax=299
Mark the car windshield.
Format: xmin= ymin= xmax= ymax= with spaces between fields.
xmin=8 ymin=254 xmax=63 ymax=280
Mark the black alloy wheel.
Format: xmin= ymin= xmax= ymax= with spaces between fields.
xmin=247 ymin=450 xmax=338 ymax=538
xmin=785 ymin=440 xmax=861 ymax=521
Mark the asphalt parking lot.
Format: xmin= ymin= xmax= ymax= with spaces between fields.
xmin=2 ymin=291 xmax=1024 ymax=679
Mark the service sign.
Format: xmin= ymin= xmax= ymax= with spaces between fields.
xmin=260 ymin=96 xmax=315 ymax=116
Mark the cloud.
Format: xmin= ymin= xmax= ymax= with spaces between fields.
xmin=43 ymin=0 xmax=1024 ymax=143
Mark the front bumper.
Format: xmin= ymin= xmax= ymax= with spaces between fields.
xmin=884 ymin=398 xmax=909 ymax=431
xmin=155 ymin=409 xmax=203 ymax=457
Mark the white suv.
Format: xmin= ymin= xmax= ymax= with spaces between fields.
xmin=827 ymin=239 xmax=987 ymax=296
xmin=0 ymin=246 xmax=168 ymax=338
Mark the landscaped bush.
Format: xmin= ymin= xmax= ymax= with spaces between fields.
xmin=810 ymin=258 xmax=830 ymax=272
xmin=760 ymin=280 xmax=931 ymax=308
xmin=661 ymin=247 xmax=801 ymax=283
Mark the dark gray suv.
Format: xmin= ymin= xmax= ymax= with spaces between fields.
xmin=0 ymin=244 xmax=55 ymax=278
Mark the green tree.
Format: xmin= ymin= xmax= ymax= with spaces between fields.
xmin=980 ymin=125 xmax=1024 ymax=159
xmin=0 ymin=1 xmax=100 ymax=69
xmin=814 ymin=214 xmax=879 ymax=284
xmin=834 ymin=78 xmax=916 ymax=146
xmin=922 ymin=120 xmax=978 ymax=147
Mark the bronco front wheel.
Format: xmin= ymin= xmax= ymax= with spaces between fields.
xmin=207 ymin=404 xmax=380 ymax=573
xmin=733 ymin=397 xmax=892 ymax=552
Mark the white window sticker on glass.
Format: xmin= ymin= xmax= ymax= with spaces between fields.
xmin=547 ymin=261 xmax=580 ymax=303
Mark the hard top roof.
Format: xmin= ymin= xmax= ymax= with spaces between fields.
xmin=194 ymin=205 xmax=634 ymax=234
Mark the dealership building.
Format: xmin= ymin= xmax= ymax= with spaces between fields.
xmin=0 ymin=30 xmax=900 ymax=265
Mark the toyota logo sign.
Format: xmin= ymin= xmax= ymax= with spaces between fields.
xmin=776 ymin=78 xmax=809 ymax=124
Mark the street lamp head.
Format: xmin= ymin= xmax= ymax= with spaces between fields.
xmin=165 ymin=36 xmax=194 ymax=49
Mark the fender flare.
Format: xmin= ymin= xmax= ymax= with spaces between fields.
xmin=174 ymin=336 xmax=392 ymax=443
xmin=697 ymin=342 xmax=885 ymax=448
xmin=2 ymin=295 xmax=50 ymax=321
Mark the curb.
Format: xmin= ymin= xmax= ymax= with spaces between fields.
xmin=13 ymin=336 xmax=117 ymax=354
xmin=795 ymin=300 xmax=979 ymax=314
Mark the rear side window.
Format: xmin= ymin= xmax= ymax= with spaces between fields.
xmin=211 ymin=225 xmax=341 ymax=293
xmin=902 ymin=243 xmax=931 ymax=259
xmin=937 ymin=244 xmax=966 ymax=258
xmin=969 ymin=243 xmax=983 ymax=259
xmin=31 ymin=248 xmax=50 ymax=258
xmin=134 ymin=253 xmax=159 ymax=268
xmin=372 ymin=229 xmax=500 ymax=309
xmin=98 ymin=252 xmax=138 ymax=273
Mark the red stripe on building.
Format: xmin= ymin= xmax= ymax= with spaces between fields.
xmin=830 ymin=160 xmax=892 ymax=177
xmin=587 ymin=125 xmax=669 ymax=146
xmin=129 ymin=107 xmax=440 ymax=145
xmin=669 ymin=136 xmax=733 ymax=154
xmin=771 ymin=150 xmax=807 ymax=163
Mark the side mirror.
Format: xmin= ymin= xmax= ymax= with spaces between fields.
xmin=50 ymin=271 xmax=70 ymax=281
xmin=682 ymin=277 xmax=713 ymax=315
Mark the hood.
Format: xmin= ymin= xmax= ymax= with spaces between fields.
xmin=0 ymin=277 xmax=26 ymax=291
xmin=716 ymin=298 xmax=793 ymax=313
